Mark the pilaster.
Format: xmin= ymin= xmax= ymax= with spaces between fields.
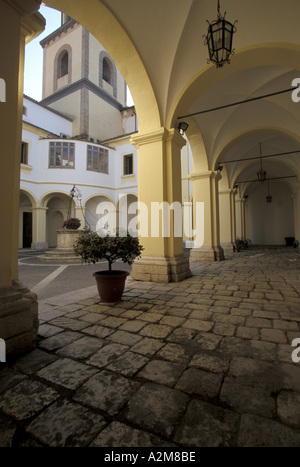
xmin=130 ymin=128 xmax=191 ymax=282
xmin=0 ymin=0 xmax=45 ymax=355
xmin=189 ymin=171 xmax=224 ymax=262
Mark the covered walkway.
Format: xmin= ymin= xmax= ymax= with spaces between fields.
xmin=1 ymin=247 xmax=300 ymax=447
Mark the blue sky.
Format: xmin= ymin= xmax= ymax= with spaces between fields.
xmin=24 ymin=5 xmax=133 ymax=105
xmin=24 ymin=5 xmax=61 ymax=101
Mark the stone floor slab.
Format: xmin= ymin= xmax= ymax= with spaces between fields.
xmin=90 ymin=421 xmax=174 ymax=447
xmin=0 ymin=379 xmax=59 ymax=421
xmin=37 ymin=358 xmax=98 ymax=390
xmin=126 ymin=383 xmax=188 ymax=438
xmin=73 ymin=370 xmax=140 ymax=415
xmin=26 ymin=399 xmax=106 ymax=447
xmin=174 ymin=399 xmax=239 ymax=447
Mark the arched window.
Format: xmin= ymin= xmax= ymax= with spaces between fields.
xmin=103 ymin=57 xmax=112 ymax=84
xmin=58 ymin=51 xmax=69 ymax=78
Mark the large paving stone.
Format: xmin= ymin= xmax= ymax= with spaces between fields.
xmin=220 ymin=378 xmax=275 ymax=417
xmin=238 ymin=413 xmax=300 ymax=447
xmin=277 ymin=391 xmax=300 ymax=428
xmin=0 ymin=413 xmax=17 ymax=447
xmin=0 ymin=379 xmax=59 ymax=421
xmin=26 ymin=399 xmax=106 ymax=446
xmin=90 ymin=421 xmax=174 ymax=447
xmin=13 ymin=348 xmax=58 ymax=374
xmin=87 ymin=342 xmax=129 ymax=368
xmin=138 ymin=360 xmax=186 ymax=386
xmin=228 ymin=357 xmax=281 ymax=392
xmin=73 ymin=370 xmax=140 ymax=415
xmin=174 ymin=399 xmax=239 ymax=447
xmin=175 ymin=368 xmax=223 ymax=398
xmin=106 ymin=351 xmax=149 ymax=377
xmin=56 ymin=335 xmax=106 ymax=359
xmin=126 ymin=383 xmax=189 ymax=438
xmin=37 ymin=358 xmax=98 ymax=390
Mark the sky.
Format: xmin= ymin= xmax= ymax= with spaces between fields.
xmin=24 ymin=5 xmax=61 ymax=101
xmin=24 ymin=4 xmax=133 ymax=105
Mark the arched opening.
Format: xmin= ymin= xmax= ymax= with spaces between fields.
xmin=45 ymin=195 xmax=71 ymax=247
xmin=19 ymin=191 xmax=33 ymax=248
xmin=58 ymin=50 xmax=68 ymax=78
xmin=84 ymin=195 xmax=115 ymax=233
xmin=102 ymin=57 xmax=112 ymax=85
xmin=246 ymin=179 xmax=294 ymax=246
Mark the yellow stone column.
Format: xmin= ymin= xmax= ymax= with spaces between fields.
xmin=189 ymin=171 xmax=224 ymax=261
xmin=0 ymin=0 xmax=45 ymax=355
xmin=219 ymin=189 xmax=232 ymax=255
xmin=230 ymin=188 xmax=238 ymax=251
xmin=241 ymin=197 xmax=247 ymax=241
xmin=31 ymin=206 xmax=48 ymax=250
xmin=130 ymin=127 xmax=191 ymax=282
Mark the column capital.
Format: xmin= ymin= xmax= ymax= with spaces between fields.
xmin=130 ymin=127 xmax=186 ymax=149
xmin=4 ymin=0 xmax=41 ymax=16
xmin=188 ymin=170 xmax=221 ymax=182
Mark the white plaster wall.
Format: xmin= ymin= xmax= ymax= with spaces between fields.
xmin=23 ymin=97 xmax=72 ymax=136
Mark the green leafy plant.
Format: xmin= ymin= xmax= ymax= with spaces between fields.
xmin=73 ymin=230 xmax=144 ymax=271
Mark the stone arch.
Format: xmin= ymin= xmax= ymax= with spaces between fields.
xmin=84 ymin=194 xmax=115 ymax=233
xmin=168 ymin=43 xmax=300 ymax=129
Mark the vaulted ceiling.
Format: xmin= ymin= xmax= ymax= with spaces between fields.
xmin=45 ymin=0 xmax=300 ymax=190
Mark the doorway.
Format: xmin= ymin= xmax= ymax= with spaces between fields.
xmin=23 ymin=212 xmax=32 ymax=248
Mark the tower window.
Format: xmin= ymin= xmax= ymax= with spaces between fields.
xmin=58 ymin=51 xmax=69 ymax=78
xmin=103 ymin=58 xmax=112 ymax=84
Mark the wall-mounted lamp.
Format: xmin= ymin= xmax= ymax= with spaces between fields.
xmin=217 ymin=165 xmax=223 ymax=172
xmin=178 ymin=121 xmax=189 ymax=135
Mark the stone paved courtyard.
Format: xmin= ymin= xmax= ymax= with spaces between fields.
xmin=1 ymin=246 xmax=300 ymax=447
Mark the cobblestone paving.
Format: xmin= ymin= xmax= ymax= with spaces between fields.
xmin=1 ymin=247 xmax=300 ymax=447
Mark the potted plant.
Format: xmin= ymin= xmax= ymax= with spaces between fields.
xmin=73 ymin=230 xmax=144 ymax=302
xmin=63 ymin=217 xmax=81 ymax=230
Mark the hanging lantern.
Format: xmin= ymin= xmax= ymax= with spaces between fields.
xmin=266 ymin=180 xmax=272 ymax=203
xmin=204 ymin=0 xmax=237 ymax=68
xmin=257 ymin=143 xmax=267 ymax=183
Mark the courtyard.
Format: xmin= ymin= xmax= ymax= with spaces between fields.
xmin=0 ymin=246 xmax=300 ymax=447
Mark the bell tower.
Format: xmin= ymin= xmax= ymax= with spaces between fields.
xmin=40 ymin=14 xmax=127 ymax=141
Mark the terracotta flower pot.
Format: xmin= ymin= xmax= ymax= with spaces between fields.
xmin=93 ymin=270 xmax=129 ymax=302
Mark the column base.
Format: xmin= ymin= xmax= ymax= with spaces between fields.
xmin=0 ymin=281 xmax=38 ymax=357
xmin=131 ymin=254 xmax=191 ymax=283
xmin=31 ymin=241 xmax=48 ymax=251
xmin=221 ymin=242 xmax=237 ymax=254
xmin=190 ymin=246 xmax=225 ymax=262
